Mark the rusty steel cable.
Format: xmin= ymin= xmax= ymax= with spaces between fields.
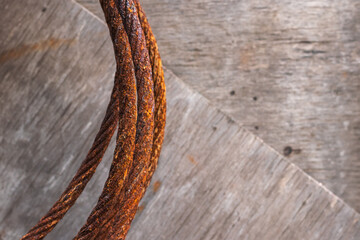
xmin=93 ymin=0 xmax=156 ymax=238
xmin=21 ymin=69 xmax=121 ymax=240
xmin=72 ymin=0 xmax=138 ymax=239
xmin=20 ymin=0 xmax=165 ymax=239
xmin=94 ymin=0 xmax=167 ymax=238
xmin=133 ymin=0 xmax=166 ymax=187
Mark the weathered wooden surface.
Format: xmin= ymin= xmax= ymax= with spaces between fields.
xmin=1 ymin=0 xmax=360 ymax=239
xmin=0 ymin=0 xmax=118 ymax=238
xmin=77 ymin=0 xmax=360 ymax=211
xmin=129 ymin=70 xmax=360 ymax=240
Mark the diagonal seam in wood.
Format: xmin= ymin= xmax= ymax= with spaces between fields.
xmin=72 ymin=0 xmax=360 ymax=215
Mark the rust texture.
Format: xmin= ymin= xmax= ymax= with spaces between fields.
xmin=96 ymin=0 xmax=167 ymax=238
xmin=133 ymin=0 xmax=166 ymax=187
xmin=20 ymin=0 xmax=165 ymax=239
xmin=95 ymin=0 xmax=155 ymax=238
xmin=21 ymin=65 xmax=120 ymax=240
xmin=73 ymin=0 xmax=138 ymax=239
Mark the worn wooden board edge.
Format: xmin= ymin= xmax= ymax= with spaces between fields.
xmin=76 ymin=0 xmax=360 ymax=213
xmin=126 ymin=68 xmax=360 ymax=240
xmin=0 ymin=0 xmax=359 ymax=239
xmin=0 ymin=0 xmax=122 ymax=238
xmin=74 ymin=2 xmax=360 ymax=238
xmin=74 ymin=0 xmax=360 ymax=215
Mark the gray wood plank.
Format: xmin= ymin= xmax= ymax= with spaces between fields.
xmin=0 ymin=0 xmax=117 ymax=238
xmin=77 ymin=0 xmax=360 ymax=212
xmin=0 ymin=0 xmax=359 ymax=239
xmin=128 ymin=69 xmax=360 ymax=240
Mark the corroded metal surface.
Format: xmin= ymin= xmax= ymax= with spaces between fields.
xmin=74 ymin=0 xmax=138 ymax=239
xmin=1 ymin=1 xmax=360 ymax=239
xmin=77 ymin=0 xmax=360 ymax=212
xmin=96 ymin=0 xmax=166 ymax=238
xmin=133 ymin=0 xmax=166 ymax=189
xmin=20 ymin=37 xmax=121 ymax=240
xmin=19 ymin=0 xmax=164 ymax=239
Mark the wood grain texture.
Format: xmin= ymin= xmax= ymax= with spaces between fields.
xmin=77 ymin=0 xmax=360 ymax=212
xmin=0 ymin=0 xmax=360 ymax=239
xmin=128 ymin=69 xmax=360 ymax=240
xmin=0 ymin=0 xmax=118 ymax=238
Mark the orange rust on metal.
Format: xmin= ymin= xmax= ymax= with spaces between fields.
xmin=20 ymin=0 xmax=165 ymax=239
xmin=95 ymin=0 xmax=155 ymax=238
xmin=73 ymin=0 xmax=137 ymax=239
xmin=96 ymin=0 xmax=166 ymax=238
xmin=21 ymin=66 xmax=120 ymax=240
xmin=133 ymin=0 xmax=166 ymax=186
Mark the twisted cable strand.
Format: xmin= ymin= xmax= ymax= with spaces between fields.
xmin=20 ymin=0 xmax=164 ymax=239
xmin=73 ymin=0 xmax=138 ymax=239
xmin=95 ymin=0 xmax=155 ymax=238
xmin=77 ymin=0 xmax=155 ymax=238
xmin=133 ymin=0 xmax=166 ymax=186
xmin=96 ymin=0 xmax=166 ymax=239
xmin=21 ymin=70 xmax=120 ymax=240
